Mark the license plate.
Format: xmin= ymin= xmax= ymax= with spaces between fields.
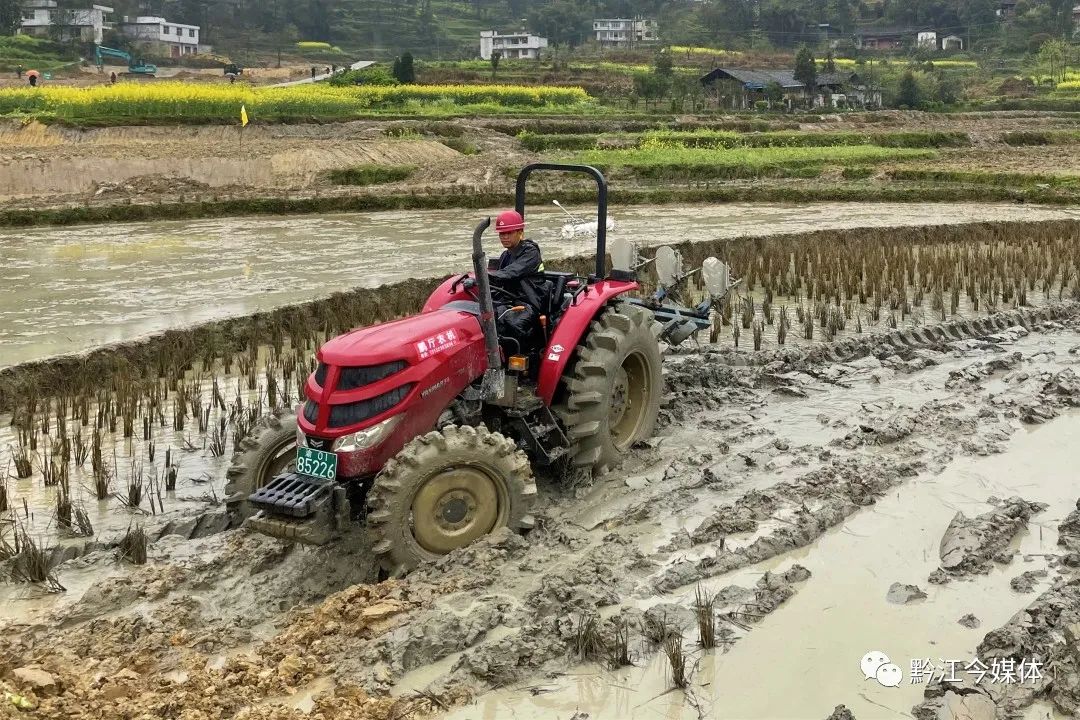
xmin=296 ymin=446 xmax=337 ymax=481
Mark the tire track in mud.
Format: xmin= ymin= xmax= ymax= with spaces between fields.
xmin=3 ymin=306 xmax=1080 ymax=719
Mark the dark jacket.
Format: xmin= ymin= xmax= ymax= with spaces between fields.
xmin=491 ymin=239 xmax=546 ymax=310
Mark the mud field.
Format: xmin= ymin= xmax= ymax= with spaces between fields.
xmin=3 ymin=214 xmax=1080 ymax=719
xmin=1 ymin=304 xmax=1080 ymax=720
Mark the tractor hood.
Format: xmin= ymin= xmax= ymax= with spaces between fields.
xmin=319 ymin=307 xmax=483 ymax=369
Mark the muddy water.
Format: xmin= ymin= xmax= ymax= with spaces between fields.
xmin=2 ymin=202 xmax=1077 ymax=367
xmin=442 ymin=333 xmax=1080 ymax=720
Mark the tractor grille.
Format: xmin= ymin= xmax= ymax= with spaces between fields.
xmin=337 ymin=361 xmax=407 ymax=391
xmin=312 ymin=361 xmax=406 ymax=391
xmin=328 ymin=384 xmax=413 ymax=428
xmin=302 ymin=400 xmax=319 ymax=424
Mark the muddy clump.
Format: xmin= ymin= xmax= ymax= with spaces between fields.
xmin=654 ymin=456 xmax=917 ymax=593
xmin=1010 ymin=570 xmax=1049 ymax=593
xmin=932 ymin=496 xmax=1048 ymax=580
xmin=887 ymin=582 xmax=928 ymax=604
xmin=914 ymin=577 xmax=1080 ymax=719
xmin=826 ymin=705 xmax=856 ymax=720
xmin=1059 ymin=500 xmax=1080 ymax=549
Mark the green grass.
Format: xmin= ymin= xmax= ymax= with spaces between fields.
xmin=841 ymin=166 xmax=876 ymax=180
xmin=521 ymin=129 xmax=970 ymax=152
xmin=0 ymin=35 xmax=79 ymax=72
xmin=326 ymin=164 xmax=414 ymax=185
xmin=439 ymin=137 xmax=479 ymax=154
xmin=570 ymin=145 xmax=937 ymax=180
xmin=888 ymin=168 xmax=1080 ymax=187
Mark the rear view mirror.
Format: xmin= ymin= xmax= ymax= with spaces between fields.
xmin=702 ymin=257 xmax=731 ymax=298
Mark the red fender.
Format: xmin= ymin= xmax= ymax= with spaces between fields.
xmin=423 ymin=274 xmax=640 ymax=405
xmin=536 ymin=279 xmax=638 ymax=405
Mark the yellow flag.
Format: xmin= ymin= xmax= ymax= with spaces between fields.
xmin=240 ymin=104 xmax=249 ymax=127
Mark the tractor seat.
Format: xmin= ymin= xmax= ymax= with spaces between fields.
xmin=536 ymin=271 xmax=577 ymax=322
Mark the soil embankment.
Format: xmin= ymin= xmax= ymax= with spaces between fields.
xmin=4 ymin=112 xmax=1080 ymax=226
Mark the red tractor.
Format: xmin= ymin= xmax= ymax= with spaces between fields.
xmin=226 ymin=164 xmax=727 ymax=574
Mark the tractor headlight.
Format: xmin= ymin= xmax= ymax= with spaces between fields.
xmin=332 ymin=415 xmax=401 ymax=453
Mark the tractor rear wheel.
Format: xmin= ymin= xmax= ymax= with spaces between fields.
xmin=555 ymin=302 xmax=662 ymax=473
xmin=367 ymin=425 xmax=536 ymax=575
xmin=224 ymin=408 xmax=297 ymax=522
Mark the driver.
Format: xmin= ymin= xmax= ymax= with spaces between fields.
xmin=490 ymin=210 xmax=544 ymax=345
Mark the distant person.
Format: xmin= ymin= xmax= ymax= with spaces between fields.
xmin=229 ymin=74 xmax=236 ymax=84
xmin=311 ymin=66 xmax=316 ymax=79
xmin=28 ymin=74 xmax=37 ymax=87
xmin=16 ymin=65 xmax=23 ymax=79
xmin=331 ymin=64 xmax=337 ymax=74
xmin=324 ymin=66 xmax=330 ymax=75
xmin=110 ymin=71 xmax=117 ymax=84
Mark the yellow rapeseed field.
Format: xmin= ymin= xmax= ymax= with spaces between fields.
xmin=0 ymin=81 xmax=591 ymax=121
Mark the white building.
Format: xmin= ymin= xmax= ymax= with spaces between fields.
xmin=916 ymin=30 xmax=938 ymax=49
xmin=20 ymin=0 xmax=113 ymax=44
xmin=941 ymin=34 xmax=963 ymax=50
xmin=118 ymin=16 xmax=200 ymax=57
xmin=593 ymin=18 xmax=658 ymax=48
xmin=479 ymin=30 xmax=547 ymax=60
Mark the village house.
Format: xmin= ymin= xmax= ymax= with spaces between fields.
xmin=19 ymin=0 xmax=112 ymax=44
xmin=117 ymin=16 xmax=200 ymax=57
xmin=592 ymin=18 xmax=658 ymax=49
xmin=854 ymin=26 xmax=915 ymax=50
xmin=699 ymin=67 xmax=880 ymax=110
xmin=479 ymin=30 xmax=547 ymax=60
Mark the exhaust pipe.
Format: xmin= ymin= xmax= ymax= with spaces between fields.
xmin=471 ymin=218 xmax=504 ymax=399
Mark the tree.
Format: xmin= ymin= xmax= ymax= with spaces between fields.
xmin=0 ymin=0 xmax=20 ymax=36
xmin=1038 ymin=38 xmax=1067 ymax=85
xmin=793 ymin=46 xmax=817 ymax=101
xmin=896 ymin=69 xmax=921 ymax=108
xmin=528 ymin=1 xmax=590 ymax=48
xmin=653 ymin=48 xmax=673 ymax=80
xmin=490 ymin=50 xmax=501 ymax=80
xmin=764 ymin=80 xmax=784 ymax=108
xmin=393 ymin=52 xmax=415 ymax=83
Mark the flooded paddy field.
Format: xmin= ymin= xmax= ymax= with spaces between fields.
xmin=1 ymin=215 xmax=1080 ymax=720
xmin=2 ymin=202 xmax=1078 ymax=367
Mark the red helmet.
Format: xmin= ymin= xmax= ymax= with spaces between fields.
xmin=495 ymin=210 xmax=524 ymax=233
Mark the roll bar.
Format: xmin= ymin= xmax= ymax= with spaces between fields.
xmin=514 ymin=163 xmax=608 ymax=279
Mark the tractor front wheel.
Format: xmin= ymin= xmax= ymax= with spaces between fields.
xmin=367 ymin=425 xmax=536 ymax=575
xmin=224 ymin=408 xmax=298 ymax=523
xmin=556 ymin=302 xmax=662 ymax=473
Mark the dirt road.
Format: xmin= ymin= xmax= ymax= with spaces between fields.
xmin=2 ymin=303 xmax=1079 ymax=720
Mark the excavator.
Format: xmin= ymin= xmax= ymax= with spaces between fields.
xmin=94 ymin=45 xmax=157 ymax=76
